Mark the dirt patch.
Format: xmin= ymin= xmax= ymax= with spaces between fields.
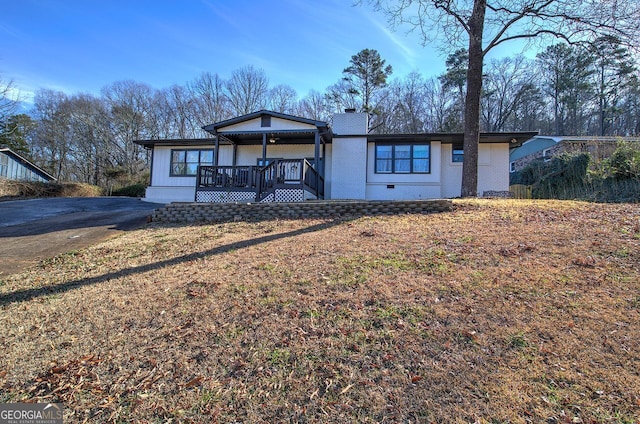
xmin=0 ymin=199 xmax=639 ymax=423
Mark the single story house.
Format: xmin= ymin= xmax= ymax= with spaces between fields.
xmin=509 ymin=135 xmax=640 ymax=174
xmin=135 ymin=110 xmax=536 ymax=204
xmin=0 ymin=148 xmax=56 ymax=182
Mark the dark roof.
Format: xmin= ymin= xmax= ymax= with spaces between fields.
xmin=134 ymin=138 xmax=217 ymax=149
xmin=0 ymin=148 xmax=56 ymax=181
xmin=135 ymin=110 xmax=536 ymax=149
xmin=135 ymin=131 xmax=538 ymax=149
xmin=363 ymin=132 xmax=538 ymax=146
xmin=202 ymin=110 xmax=331 ymax=134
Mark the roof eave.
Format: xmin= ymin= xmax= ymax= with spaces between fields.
xmin=202 ymin=110 xmax=330 ymax=134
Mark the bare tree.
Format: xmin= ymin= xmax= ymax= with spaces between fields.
xmin=225 ymin=65 xmax=269 ymax=115
xmin=298 ymin=90 xmax=332 ymax=122
xmin=374 ymin=72 xmax=429 ymax=133
xmin=481 ymin=55 xmax=537 ymax=131
xmin=269 ymin=84 xmax=299 ymax=114
xmin=366 ymin=0 xmax=640 ymax=196
xmin=422 ymin=77 xmax=451 ymax=132
xmin=1 ymin=76 xmax=21 ymax=147
xmin=101 ymin=80 xmax=156 ymax=176
xmin=156 ymin=85 xmax=199 ymax=138
xmin=31 ymin=89 xmax=71 ymax=179
xmin=188 ymin=72 xmax=230 ymax=128
xmin=0 ymin=76 xmax=19 ymax=125
xmin=64 ymin=93 xmax=111 ymax=185
xmin=325 ymin=79 xmax=360 ymax=115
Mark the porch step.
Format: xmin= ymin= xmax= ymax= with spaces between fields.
xmin=151 ymin=199 xmax=453 ymax=224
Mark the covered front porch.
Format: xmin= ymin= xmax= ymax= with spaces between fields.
xmin=197 ymin=110 xmax=331 ymax=203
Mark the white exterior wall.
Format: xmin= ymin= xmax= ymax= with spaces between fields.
xmin=233 ymin=144 xmax=317 ymax=165
xmin=144 ymin=142 xmax=332 ymax=203
xmin=365 ymin=141 xmax=442 ymax=200
xmin=330 ymin=137 xmax=367 ymax=199
xmin=142 ymin=111 xmax=511 ymax=203
xmin=478 ymin=143 xmax=509 ymax=194
xmin=440 ymin=144 xmax=463 ymax=198
xmin=144 ymin=186 xmax=195 ymax=203
xmin=440 ymin=143 xmax=509 ymax=198
xmin=144 ymin=145 xmax=216 ymax=203
xmin=330 ymin=112 xmax=368 ymax=200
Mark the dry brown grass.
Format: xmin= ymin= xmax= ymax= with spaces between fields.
xmin=0 ymin=180 xmax=102 ymax=200
xmin=0 ymin=199 xmax=639 ymax=423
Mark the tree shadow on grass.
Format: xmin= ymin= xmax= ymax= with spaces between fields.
xmin=0 ymin=219 xmax=346 ymax=306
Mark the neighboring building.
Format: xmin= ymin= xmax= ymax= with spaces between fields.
xmin=0 ymin=148 xmax=55 ymax=182
xmin=509 ymin=135 xmax=640 ymax=173
xmin=136 ymin=110 xmax=535 ymax=203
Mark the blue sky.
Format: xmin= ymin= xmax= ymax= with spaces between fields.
xmin=0 ymin=0 xmax=525 ymax=104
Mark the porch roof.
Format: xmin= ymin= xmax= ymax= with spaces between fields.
xmin=202 ymin=110 xmax=332 ymax=146
xmin=215 ymin=129 xmax=328 ymax=146
xmin=203 ymin=110 xmax=330 ymax=133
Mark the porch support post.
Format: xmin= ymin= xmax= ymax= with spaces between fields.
xmin=321 ymin=137 xmax=326 ymax=177
xmin=233 ymin=143 xmax=238 ymax=167
xmin=262 ymin=133 xmax=267 ymax=165
xmin=314 ymin=130 xmax=320 ymax=195
xmin=214 ymin=136 xmax=220 ymax=166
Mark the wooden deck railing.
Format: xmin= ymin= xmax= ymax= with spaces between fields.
xmin=197 ymin=159 xmax=324 ymax=201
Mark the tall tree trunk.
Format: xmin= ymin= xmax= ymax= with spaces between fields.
xmin=461 ymin=0 xmax=486 ymax=198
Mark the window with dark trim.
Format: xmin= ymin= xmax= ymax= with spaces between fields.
xmin=375 ymin=143 xmax=430 ymax=174
xmin=170 ymin=149 xmax=214 ymax=176
xmin=261 ymin=115 xmax=271 ymax=127
xmin=452 ymin=145 xmax=464 ymax=163
xmin=0 ymin=154 xmax=7 ymax=178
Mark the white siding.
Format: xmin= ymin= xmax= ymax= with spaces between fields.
xmin=220 ymin=117 xmax=317 ymax=133
xmin=145 ymin=145 xmax=214 ymax=203
xmin=144 ymin=186 xmax=194 ymax=203
xmin=146 ymin=143 xmax=331 ymax=203
xmin=234 ymin=144 xmax=317 ymax=165
xmin=151 ymin=146 xmax=215 ymax=187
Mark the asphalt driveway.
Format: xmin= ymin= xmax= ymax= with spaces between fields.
xmin=0 ymin=197 xmax=164 ymax=277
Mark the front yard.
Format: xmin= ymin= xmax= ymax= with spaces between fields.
xmin=1 ymin=199 xmax=639 ymax=423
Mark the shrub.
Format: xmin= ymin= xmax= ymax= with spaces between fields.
xmin=606 ymin=141 xmax=640 ymax=180
xmin=110 ymin=183 xmax=146 ymax=198
xmin=534 ymin=153 xmax=590 ymax=199
xmin=511 ymin=143 xmax=640 ymax=203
